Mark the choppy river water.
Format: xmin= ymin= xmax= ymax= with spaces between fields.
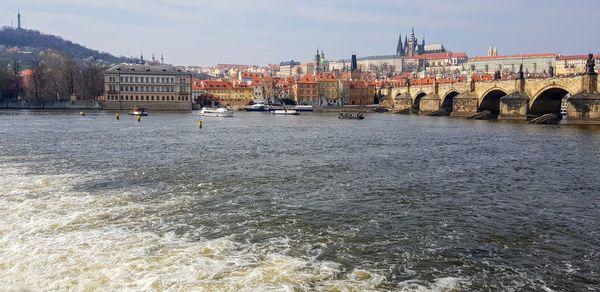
xmin=0 ymin=110 xmax=599 ymax=291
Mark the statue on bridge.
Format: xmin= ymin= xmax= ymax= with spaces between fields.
xmin=518 ymin=64 xmax=524 ymax=80
xmin=586 ymin=53 xmax=596 ymax=75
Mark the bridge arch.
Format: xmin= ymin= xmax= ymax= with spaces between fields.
xmin=412 ymin=92 xmax=427 ymax=111
xmin=479 ymin=88 xmax=508 ymax=116
xmin=529 ymin=85 xmax=573 ymax=117
xmin=441 ymin=91 xmax=460 ymax=113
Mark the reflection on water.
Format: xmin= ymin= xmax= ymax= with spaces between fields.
xmin=0 ymin=110 xmax=599 ymax=290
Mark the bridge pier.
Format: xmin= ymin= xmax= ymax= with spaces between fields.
xmin=450 ymin=93 xmax=478 ymax=117
xmin=393 ymin=93 xmax=412 ymax=114
xmin=419 ymin=94 xmax=440 ymax=115
xmin=564 ymin=72 xmax=600 ymax=124
xmin=499 ymin=92 xmax=529 ymax=120
xmin=565 ymin=93 xmax=600 ymax=124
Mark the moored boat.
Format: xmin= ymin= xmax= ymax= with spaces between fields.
xmin=130 ymin=107 xmax=148 ymax=116
xmin=245 ymin=103 xmax=271 ymax=112
xmin=338 ymin=112 xmax=365 ymax=119
xmin=199 ymin=107 xmax=234 ymax=117
xmin=293 ymin=105 xmax=313 ymax=112
xmin=273 ymin=109 xmax=299 ymax=116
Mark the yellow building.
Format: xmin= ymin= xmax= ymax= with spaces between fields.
xmin=193 ymin=79 xmax=253 ymax=109
xmin=317 ymin=73 xmax=340 ymax=106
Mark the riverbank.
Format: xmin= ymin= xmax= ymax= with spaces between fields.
xmin=0 ymin=100 xmax=102 ymax=110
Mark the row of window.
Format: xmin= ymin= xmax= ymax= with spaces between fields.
xmin=298 ymin=89 xmax=317 ymax=95
xmin=105 ymin=95 xmax=189 ymax=101
xmin=107 ymin=76 xmax=187 ymax=84
xmin=118 ymin=85 xmax=176 ymax=92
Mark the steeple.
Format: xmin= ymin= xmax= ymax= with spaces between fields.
xmin=161 ymin=54 xmax=164 ymax=64
xmin=411 ymin=27 xmax=415 ymax=38
xmin=396 ymin=33 xmax=404 ymax=56
xmin=487 ymin=44 xmax=493 ymax=57
xmin=152 ymin=53 xmax=156 ymax=63
xmin=140 ymin=52 xmax=144 ymax=64
xmin=17 ymin=9 xmax=21 ymax=29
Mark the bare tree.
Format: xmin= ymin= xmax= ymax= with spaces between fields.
xmin=78 ymin=58 xmax=106 ymax=98
xmin=28 ymin=60 xmax=50 ymax=108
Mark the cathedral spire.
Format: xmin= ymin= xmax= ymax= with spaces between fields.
xmin=396 ymin=33 xmax=403 ymax=56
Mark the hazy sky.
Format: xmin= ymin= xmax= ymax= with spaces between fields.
xmin=1 ymin=0 xmax=599 ymax=66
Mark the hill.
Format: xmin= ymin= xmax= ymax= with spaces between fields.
xmin=0 ymin=27 xmax=135 ymax=65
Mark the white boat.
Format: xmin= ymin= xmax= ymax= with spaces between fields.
xmin=199 ymin=107 xmax=234 ymax=117
xmin=245 ymin=103 xmax=271 ymax=112
xmin=273 ymin=109 xmax=299 ymax=116
xmin=293 ymin=105 xmax=313 ymax=112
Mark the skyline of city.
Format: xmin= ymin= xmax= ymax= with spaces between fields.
xmin=1 ymin=0 xmax=600 ymax=66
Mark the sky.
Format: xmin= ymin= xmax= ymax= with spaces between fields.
xmin=1 ymin=0 xmax=599 ymax=66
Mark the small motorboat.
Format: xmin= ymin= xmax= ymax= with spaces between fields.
xmin=130 ymin=107 xmax=148 ymax=116
xmin=338 ymin=112 xmax=365 ymax=120
xmin=273 ymin=109 xmax=299 ymax=116
xmin=199 ymin=107 xmax=234 ymax=117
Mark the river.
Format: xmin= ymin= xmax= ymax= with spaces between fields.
xmin=0 ymin=110 xmax=599 ymax=290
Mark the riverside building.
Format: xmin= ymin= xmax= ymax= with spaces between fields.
xmin=102 ymin=64 xmax=192 ymax=110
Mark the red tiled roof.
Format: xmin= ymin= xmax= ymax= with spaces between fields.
xmin=416 ymin=52 xmax=468 ymax=60
xmin=557 ymin=54 xmax=600 ymax=60
xmin=297 ymin=74 xmax=317 ymax=84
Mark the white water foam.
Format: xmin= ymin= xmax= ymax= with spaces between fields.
xmin=0 ymin=163 xmax=391 ymax=291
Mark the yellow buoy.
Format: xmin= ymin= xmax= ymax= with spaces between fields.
xmin=116 ymin=113 xmax=120 ymax=120
xmin=198 ymin=120 xmax=203 ymax=128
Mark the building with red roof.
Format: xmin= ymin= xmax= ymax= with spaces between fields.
xmin=293 ymin=74 xmax=318 ymax=105
xmin=192 ymin=78 xmax=253 ymax=109
xmin=555 ymin=54 xmax=600 ymax=75
xmin=466 ymin=53 xmax=559 ymax=75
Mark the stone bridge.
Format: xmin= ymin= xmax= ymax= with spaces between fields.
xmin=380 ymin=73 xmax=600 ymax=123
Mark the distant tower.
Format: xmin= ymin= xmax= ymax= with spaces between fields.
xmin=140 ymin=52 xmax=144 ymax=64
xmin=396 ymin=33 xmax=404 ymax=56
xmin=152 ymin=53 xmax=156 ymax=63
xmin=17 ymin=9 xmax=21 ymax=29
xmin=406 ymin=27 xmax=418 ymax=57
xmin=315 ymin=47 xmax=321 ymax=66
xmin=487 ymin=44 xmax=498 ymax=57
xmin=161 ymin=54 xmax=164 ymax=64
xmin=351 ymin=54 xmax=358 ymax=71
